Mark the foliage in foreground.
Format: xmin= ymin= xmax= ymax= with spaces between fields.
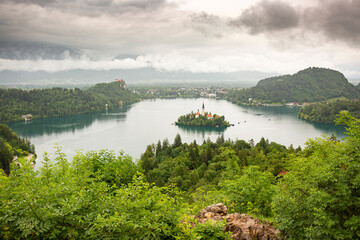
xmin=273 ymin=111 xmax=360 ymax=239
xmin=0 ymin=124 xmax=35 ymax=174
xmin=0 ymin=149 xmax=185 ymax=240
xmin=140 ymin=133 xmax=294 ymax=208
xmin=1 ymin=112 xmax=359 ymax=239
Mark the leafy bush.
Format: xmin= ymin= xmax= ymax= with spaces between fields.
xmin=0 ymin=150 xmax=183 ymax=239
xmin=177 ymin=216 xmax=231 ymax=240
xmin=219 ymin=166 xmax=275 ymax=216
xmin=273 ymin=112 xmax=360 ymax=239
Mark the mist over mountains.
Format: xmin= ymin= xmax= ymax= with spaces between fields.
xmin=0 ymin=68 xmax=274 ymax=88
xmin=0 ymin=42 xmax=83 ymax=60
xmin=0 ymin=42 xmax=275 ymax=87
xmin=0 ymin=41 xmax=358 ymax=88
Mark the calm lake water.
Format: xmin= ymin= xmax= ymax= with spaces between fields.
xmin=9 ymin=98 xmax=347 ymax=168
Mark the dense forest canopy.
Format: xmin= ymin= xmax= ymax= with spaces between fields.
xmin=298 ymin=99 xmax=360 ymax=124
xmin=225 ymin=67 xmax=360 ymax=104
xmin=0 ymin=81 xmax=140 ymax=123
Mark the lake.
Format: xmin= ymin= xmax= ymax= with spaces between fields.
xmin=9 ymin=98 xmax=347 ymax=168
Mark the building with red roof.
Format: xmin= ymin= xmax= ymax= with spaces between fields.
xmin=114 ymin=79 xmax=127 ymax=89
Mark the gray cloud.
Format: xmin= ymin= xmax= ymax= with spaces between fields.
xmin=0 ymin=0 xmax=359 ymax=78
xmin=228 ymin=0 xmax=299 ymax=34
xmin=0 ymin=0 xmax=184 ymax=56
xmin=189 ymin=12 xmax=225 ymax=38
xmin=8 ymin=0 xmax=171 ymax=16
xmin=190 ymin=12 xmax=221 ymax=25
xmin=190 ymin=0 xmax=360 ymax=47
xmin=303 ymin=0 xmax=360 ymax=44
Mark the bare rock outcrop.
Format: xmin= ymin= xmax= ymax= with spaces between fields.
xmin=195 ymin=203 xmax=281 ymax=240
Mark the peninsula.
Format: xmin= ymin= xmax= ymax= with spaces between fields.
xmin=175 ymin=103 xmax=230 ymax=127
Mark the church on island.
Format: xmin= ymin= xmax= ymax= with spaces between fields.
xmin=194 ymin=103 xmax=220 ymax=119
xmin=176 ymin=103 xmax=230 ymax=127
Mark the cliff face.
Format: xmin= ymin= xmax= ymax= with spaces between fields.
xmin=195 ymin=203 xmax=281 ymax=240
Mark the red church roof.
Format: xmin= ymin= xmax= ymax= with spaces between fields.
xmin=206 ymin=114 xmax=213 ymax=118
xmin=196 ymin=112 xmax=200 ymax=115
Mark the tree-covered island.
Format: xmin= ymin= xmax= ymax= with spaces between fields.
xmin=175 ymin=103 xmax=230 ymax=127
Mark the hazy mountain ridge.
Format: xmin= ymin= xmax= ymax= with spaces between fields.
xmin=0 ymin=68 xmax=273 ymax=88
xmin=0 ymin=42 xmax=83 ymax=60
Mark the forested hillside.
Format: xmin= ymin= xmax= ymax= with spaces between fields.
xmin=0 ymin=81 xmax=140 ymax=123
xmin=0 ymin=124 xmax=35 ymax=175
xmin=225 ymin=67 xmax=360 ymax=104
xmin=1 ymin=112 xmax=359 ymax=239
xmin=298 ymin=99 xmax=360 ymax=124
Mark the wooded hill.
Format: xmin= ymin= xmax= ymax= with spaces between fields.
xmin=298 ymin=98 xmax=360 ymax=124
xmin=226 ymin=67 xmax=360 ymax=104
xmin=0 ymin=81 xmax=140 ymax=123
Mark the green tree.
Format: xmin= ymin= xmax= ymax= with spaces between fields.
xmin=174 ymin=133 xmax=182 ymax=148
xmin=273 ymin=112 xmax=360 ymax=239
xmin=216 ymin=134 xmax=225 ymax=144
xmin=219 ymin=166 xmax=275 ymax=216
xmin=156 ymin=140 xmax=162 ymax=156
xmin=0 ymin=150 xmax=185 ymax=240
xmin=0 ymin=138 xmax=12 ymax=174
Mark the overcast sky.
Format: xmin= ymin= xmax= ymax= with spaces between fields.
xmin=0 ymin=0 xmax=360 ymax=78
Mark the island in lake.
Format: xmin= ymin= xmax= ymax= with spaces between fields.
xmin=175 ymin=103 xmax=230 ymax=127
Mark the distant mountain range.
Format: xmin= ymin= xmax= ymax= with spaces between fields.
xmin=226 ymin=67 xmax=360 ymax=104
xmin=0 ymin=68 xmax=273 ymax=88
xmin=0 ymin=41 xmax=275 ymax=87
xmin=0 ymin=42 xmax=83 ymax=60
xmin=0 ymin=43 xmax=359 ymax=88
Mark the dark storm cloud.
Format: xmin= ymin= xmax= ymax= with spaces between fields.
xmin=190 ymin=0 xmax=360 ymax=46
xmin=303 ymin=0 xmax=360 ymax=44
xmin=228 ymin=0 xmax=360 ymax=45
xmin=228 ymin=0 xmax=299 ymax=34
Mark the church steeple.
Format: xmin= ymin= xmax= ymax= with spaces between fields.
xmin=201 ymin=102 xmax=205 ymax=116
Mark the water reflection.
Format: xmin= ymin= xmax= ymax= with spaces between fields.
xmin=239 ymin=105 xmax=346 ymax=137
xmin=302 ymin=120 xmax=347 ymax=139
xmin=240 ymin=105 xmax=300 ymax=117
xmin=7 ymin=98 xmax=349 ymax=167
xmin=177 ymin=125 xmax=227 ymax=140
xmin=8 ymin=105 xmax=133 ymax=137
